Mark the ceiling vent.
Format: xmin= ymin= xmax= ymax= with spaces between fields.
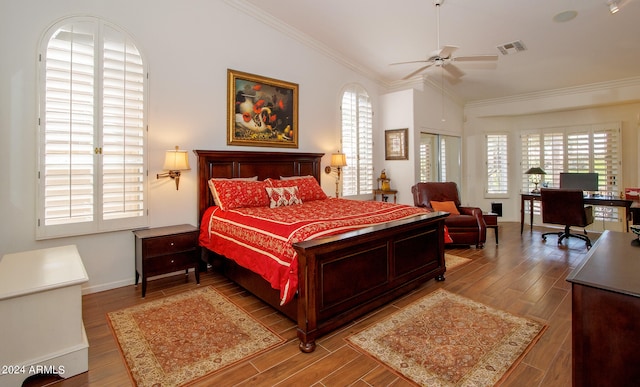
xmin=497 ymin=40 xmax=526 ymax=55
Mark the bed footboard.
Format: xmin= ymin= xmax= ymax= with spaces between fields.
xmin=293 ymin=212 xmax=447 ymax=352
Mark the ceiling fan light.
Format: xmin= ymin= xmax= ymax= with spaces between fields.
xmin=608 ymin=0 xmax=620 ymax=14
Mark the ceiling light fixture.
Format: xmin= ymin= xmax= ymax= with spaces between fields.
xmin=608 ymin=0 xmax=621 ymax=14
xmin=553 ymin=10 xmax=578 ymax=22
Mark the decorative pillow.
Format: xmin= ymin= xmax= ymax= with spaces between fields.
xmin=208 ymin=177 xmax=258 ymax=204
xmin=266 ymin=176 xmax=328 ymax=201
xmin=265 ymin=186 xmax=302 ymax=208
xmin=430 ymin=200 xmax=460 ymax=215
xmin=208 ymin=179 xmax=269 ymax=211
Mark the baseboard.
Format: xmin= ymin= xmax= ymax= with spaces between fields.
xmin=1 ymin=324 xmax=89 ymax=386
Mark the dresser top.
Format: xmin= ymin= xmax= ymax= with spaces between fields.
xmin=566 ymin=230 xmax=640 ymax=297
xmin=0 ymin=245 xmax=89 ymax=300
xmin=133 ymin=224 xmax=198 ymax=239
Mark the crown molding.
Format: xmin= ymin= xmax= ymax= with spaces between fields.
xmin=467 ymin=76 xmax=640 ymax=110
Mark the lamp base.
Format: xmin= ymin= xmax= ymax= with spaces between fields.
xmin=531 ymin=182 xmax=540 ymax=194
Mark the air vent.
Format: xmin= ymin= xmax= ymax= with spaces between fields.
xmin=497 ymin=40 xmax=526 ymax=55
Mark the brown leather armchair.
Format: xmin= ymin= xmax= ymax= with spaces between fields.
xmin=411 ymin=182 xmax=486 ymax=248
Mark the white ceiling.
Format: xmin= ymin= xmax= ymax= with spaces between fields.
xmin=239 ymin=0 xmax=640 ymax=103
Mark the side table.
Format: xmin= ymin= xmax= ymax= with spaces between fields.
xmin=373 ymin=189 xmax=398 ymax=203
xmin=134 ymin=224 xmax=200 ymax=297
xmin=483 ymin=212 xmax=499 ymax=244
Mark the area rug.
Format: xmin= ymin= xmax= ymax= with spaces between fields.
xmin=347 ymin=289 xmax=546 ymax=386
xmin=107 ymin=286 xmax=285 ymax=386
xmin=444 ymin=253 xmax=471 ymax=270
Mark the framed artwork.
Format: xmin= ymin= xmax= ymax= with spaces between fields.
xmin=227 ymin=69 xmax=298 ymax=148
xmin=385 ymin=128 xmax=408 ymax=160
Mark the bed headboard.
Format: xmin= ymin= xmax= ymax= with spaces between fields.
xmin=194 ymin=150 xmax=324 ymax=224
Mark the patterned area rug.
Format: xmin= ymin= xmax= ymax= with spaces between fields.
xmin=347 ymin=289 xmax=546 ymax=386
xmin=444 ymin=253 xmax=471 ymax=270
xmin=107 ymin=286 xmax=285 ymax=386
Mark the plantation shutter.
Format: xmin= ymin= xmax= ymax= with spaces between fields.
xmin=542 ymin=132 xmax=564 ymax=188
xmin=357 ymin=92 xmax=374 ymax=194
xmin=341 ymin=85 xmax=373 ymax=197
xmin=419 ymin=134 xmax=432 ymax=182
xmin=486 ymin=134 xmax=508 ymax=195
xmin=102 ymin=25 xmax=145 ymax=222
xmin=43 ymin=22 xmax=96 ymax=227
xmin=38 ymin=17 xmax=147 ymax=239
xmin=341 ymin=90 xmax=357 ymax=196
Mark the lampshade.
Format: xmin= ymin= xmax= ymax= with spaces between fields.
xmin=525 ymin=167 xmax=546 ymax=175
xmin=163 ymin=146 xmax=190 ymax=171
xmin=330 ymin=153 xmax=347 ymax=168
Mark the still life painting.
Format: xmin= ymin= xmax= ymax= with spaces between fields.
xmin=227 ymin=69 xmax=298 ymax=148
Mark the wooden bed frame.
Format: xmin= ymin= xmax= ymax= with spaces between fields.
xmin=195 ymin=150 xmax=447 ymax=352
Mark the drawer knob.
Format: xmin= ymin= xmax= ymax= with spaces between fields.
xmin=170 ymin=242 xmax=174 ymax=246
xmin=171 ymin=260 xmax=174 ymax=263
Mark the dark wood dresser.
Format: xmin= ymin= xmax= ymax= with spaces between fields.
xmin=134 ymin=224 xmax=200 ymax=297
xmin=566 ymin=230 xmax=640 ymax=386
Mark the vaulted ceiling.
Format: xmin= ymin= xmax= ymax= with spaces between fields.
xmin=238 ymin=0 xmax=640 ymax=103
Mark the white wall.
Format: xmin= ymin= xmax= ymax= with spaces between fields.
xmin=379 ymin=84 xmax=464 ymax=205
xmin=0 ymin=0 xmax=385 ymax=293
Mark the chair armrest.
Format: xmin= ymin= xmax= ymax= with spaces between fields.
xmin=459 ymin=206 xmax=487 ymax=240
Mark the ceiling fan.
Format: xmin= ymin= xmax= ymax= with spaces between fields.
xmin=391 ymin=0 xmax=498 ymax=81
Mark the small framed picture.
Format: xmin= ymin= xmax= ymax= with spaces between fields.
xmin=385 ymin=128 xmax=408 ymax=160
xmin=227 ymin=69 xmax=298 ymax=148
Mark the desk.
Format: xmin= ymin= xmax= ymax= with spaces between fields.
xmin=520 ymin=193 xmax=632 ymax=233
xmin=566 ymin=231 xmax=640 ymax=386
xmin=373 ymin=189 xmax=397 ymax=203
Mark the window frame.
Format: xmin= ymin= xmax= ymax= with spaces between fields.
xmin=37 ymin=16 xmax=149 ymax=240
xmin=520 ymin=122 xmax=622 ymax=225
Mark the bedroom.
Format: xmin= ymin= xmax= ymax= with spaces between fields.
xmin=1 ymin=0 xmax=640 ymax=384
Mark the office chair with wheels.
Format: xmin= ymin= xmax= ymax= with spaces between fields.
xmin=540 ymin=188 xmax=595 ymax=248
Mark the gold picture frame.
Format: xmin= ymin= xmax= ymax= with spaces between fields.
xmin=385 ymin=128 xmax=408 ymax=160
xmin=227 ymin=69 xmax=298 ymax=148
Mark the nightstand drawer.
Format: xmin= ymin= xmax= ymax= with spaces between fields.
xmin=144 ymin=252 xmax=194 ymax=276
xmin=133 ymin=224 xmax=200 ymax=298
xmin=143 ymin=232 xmax=197 ymax=257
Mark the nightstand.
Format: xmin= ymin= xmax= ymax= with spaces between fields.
xmin=483 ymin=212 xmax=499 ymax=244
xmin=133 ymin=224 xmax=200 ymax=297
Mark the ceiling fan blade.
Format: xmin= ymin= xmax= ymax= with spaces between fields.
xmin=437 ymin=45 xmax=459 ymax=59
xmin=390 ymin=59 xmax=431 ymax=66
xmin=402 ymin=64 xmax=433 ymax=80
xmin=452 ymin=54 xmax=498 ymax=62
xmin=443 ymin=62 xmax=465 ymax=79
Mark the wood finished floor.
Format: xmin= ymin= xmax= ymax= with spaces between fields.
xmin=49 ymin=222 xmax=595 ymax=386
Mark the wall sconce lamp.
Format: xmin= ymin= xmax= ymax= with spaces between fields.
xmin=157 ymin=146 xmax=190 ymax=190
xmin=324 ymin=151 xmax=347 ymax=198
xmin=525 ymin=167 xmax=546 ymax=194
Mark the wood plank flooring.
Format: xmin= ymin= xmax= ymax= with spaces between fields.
xmin=45 ymin=222 xmax=596 ymax=386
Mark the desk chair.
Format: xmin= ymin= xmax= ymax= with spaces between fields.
xmin=540 ymin=188 xmax=595 ymax=248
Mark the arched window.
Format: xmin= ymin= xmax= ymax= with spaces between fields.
xmin=340 ymin=85 xmax=373 ymax=196
xmin=37 ymin=17 xmax=148 ymax=239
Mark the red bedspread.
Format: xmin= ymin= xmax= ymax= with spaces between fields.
xmin=199 ymin=198 xmax=438 ymax=305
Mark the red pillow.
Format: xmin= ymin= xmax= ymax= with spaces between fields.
xmin=208 ymin=179 xmax=269 ymax=211
xmin=266 ymin=176 xmax=328 ymax=201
